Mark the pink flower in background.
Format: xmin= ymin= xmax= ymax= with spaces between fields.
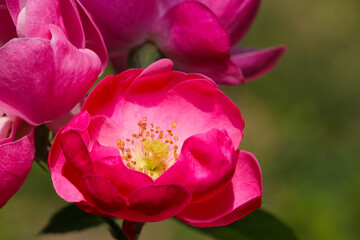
xmin=0 ymin=0 xmax=107 ymax=125
xmin=0 ymin=114 xmax=34 ymax=208
xmin=49 ymin=59 xmax=262 ymax=226
xmin=80 ymin=0 xmax=285 ymax=85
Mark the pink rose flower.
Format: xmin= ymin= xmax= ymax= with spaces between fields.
xmin=80 ymin=0 xmax=285 ymax=85
xmin=49 ymin=59 xmax=262 ymax=226
xmin=0 ymin=114 xmax=34 ymax=208
xmin=0 ymin=0 xmax=107 ymax=125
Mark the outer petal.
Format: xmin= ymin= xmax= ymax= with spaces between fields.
xmin=83 ymin=69 xmax=143 ymax=118
xmin=200 ymin=0 xmax=260 ymax=45
xmin=113 ymin=184 xmax=191 ymax=222
xmin=6 ymin=0 xmax=27 ymax=24
xmin=151 ymin=1 xmax=243 ymax=84
xmin=80 ymin=0 xmax=159 ymax=53
xmin=156 ymin=129 xmax=236 ymax=203
xmin=48 ymin=112 xmax=91 ymax=203
xmin=0 ymin=119 xmax=34 ymax=208
xmin=173 ymin=58 xmax=243 ymax=85
xmin=110 ymin=51 xmax=130 ymax=74
xmin=45 ymin=97 xmax=85 ymax=133
xmin=177 ymin=150 xmax=262 ymax=227
xmin=24 ymin=0 xmax=67 ymax=39
xmin=157 ymin=0 xmax=182 ymax=15
xmin=0 ymin=24 xmax=101 ymax=125
xmin=231 ymin=46 xmax=287 ymax=81
xmin=0 ymin=6 xmax=17 ymax=47
xmin=83 ymin=174 xmax=126 ymax=213
xmin=58 ymin=0 xmax=85 ymax=48
xmin=76 ymin=0 xmax=108 ymax=73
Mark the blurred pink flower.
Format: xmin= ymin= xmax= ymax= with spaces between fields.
xmin=80 ymin=0 xmax=285 ymax=85
xmin=0 ymin=114 xmax=34 ymax=208
xmin=0 ymin=0 xmax=107 ymax=125
xmin=49 ymin=59 xmax=262 ymax=226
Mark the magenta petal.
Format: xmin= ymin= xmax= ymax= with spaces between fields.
xmin=80 ymin=0 xmax=159 ymax=52
xmin=177 ymin=150 xmax=262 ymax=227
xmin=6 ymin=0 xmax=26 ymax=24
xmin=76 ymin=0 xmax=108 ymax=73
xmin=60 ymin=129 xmax=93 ymax=176
xmin=66 ymin=110 xmax=90 ymax=132
xmin=152 ymin=1 xmax=229 ymax=62
xmin=138 ymin=58 xmax=173 ymax=78
xmin=0 ymin=120 xmax=34 ymax=208
xmin=151 ymin=1 xmax=244 ymax=84
xmin=231 ymin=45 xmax=287 ymax=81
xmin=83 ymin=69 xmax=143 ymax=119
xmin=201 ymin=0 xmax=260 ymax=45
xmin=121 ymin=78 xmax=244 ymax=147
xmin=89 ymin=141 xmax=154 ymax=197
xmin=157 ymin=0 xmax=182 ymax=15
xmin=49 ymin=129 xmax=87 ymax=203
xmin=87 ymin=115 xmax=126 ymax=148
xmin=157 ymin=129 xmax=236 ymax=203
xmin=110 ymin=51 xmax=129 ymax=74
xmin=0 ymin=6 xmax=17 ymax=47
xmin=83 ymin=174 xmax=126 ymax=213
xmin=118 ymin=184 xmax=191 ymax=222
xmin=58 ymin=0 xmax=86 ymax=48
xmin=0 ymin=24 xmax=101 ymax=125
xmin=24 ymin=0 xmax=67 ymax=39
xmin=46 ymin=97 xmax=85 ymax=133
xmin=173 ymin=58 xmax=244 ymax=85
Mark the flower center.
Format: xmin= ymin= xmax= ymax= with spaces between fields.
xmin=117 ymin=117 xmax=179 ymax=179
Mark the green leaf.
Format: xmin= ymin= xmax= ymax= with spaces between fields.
xmin=40 ymin=204 xmax=104 ymax=234
xmin=182 ymin=208 xmax=298 ymax=240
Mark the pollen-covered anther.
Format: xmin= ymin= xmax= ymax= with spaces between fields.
xmin=117 ymin=117 xmax=180 ymax=179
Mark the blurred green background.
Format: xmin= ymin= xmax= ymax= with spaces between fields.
xmin=1 ymin=0 xmax=359 ymax=239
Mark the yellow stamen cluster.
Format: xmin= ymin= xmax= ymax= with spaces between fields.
xmin=117 ymin=117 xmax=179 ymax=179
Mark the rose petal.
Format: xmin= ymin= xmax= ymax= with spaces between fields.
xmin=76 ymin=0 xmax=108 ymax=73
xmin=0 ymin=116 xmax=12 ymax=140
xmin=87 ymin=115 xmax=126 ymax=148
xmin=0 ymin=6 xmax=17 ymax=47
xmin=80 ymin=0 xmax=159 ymax=53
xmin=151 ymin=1 xmax=229 ymax=61
xmin=151 ymin=1 xmax=243 ymax=84
xmin=110 ymin=51 xmax=129 ymax=74
xmin=49 ymin=123 xmax=90 ymax=203
xmin=46 ymin=97 xmax=85 ymax=133
xmin=156 ymin=129 xmax=236 ymax=203
xmin=231 ymin=45 xmax=287 ymax=81
xmin=24 ymin=0 xmax=67 ymax=39
xmin=6 ymin=0 xmax=26 ymax=24
xmin=0 ymin=120 xmax=34 ymax=208
xmin=112 ymin=184 xmax=191 ymax=222
xmin=138 ymin=58 xmax=173 ymax=78
xmin=177 ymin=150 xmax=262 ymax=227
xmin=173 ymin=58 xmax=244 ymax=85
xmin=83 ymin=174 xmax=126 ymax=212
xmin=58 ymin=0 xmax=86 ymax=48
xmin=83 ymin=69 xmax=143 ymax=118
xmin=0 ymin=24 xmax=101 ymax=125
xmin=200 ymin=0 xmax=260 ymax=45
xmin=60 ymin=129 xmax=93 ymax=176
xmin=121 ymin=77 xmax=244 ymax=148
xmin=89 ymin=141 xmax=154 ymax=197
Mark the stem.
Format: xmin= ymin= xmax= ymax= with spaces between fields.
xmin=122 ymin=220 xmax=146 ymax=240
xmin=102 ymin=217 xmax=127 ymax=240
